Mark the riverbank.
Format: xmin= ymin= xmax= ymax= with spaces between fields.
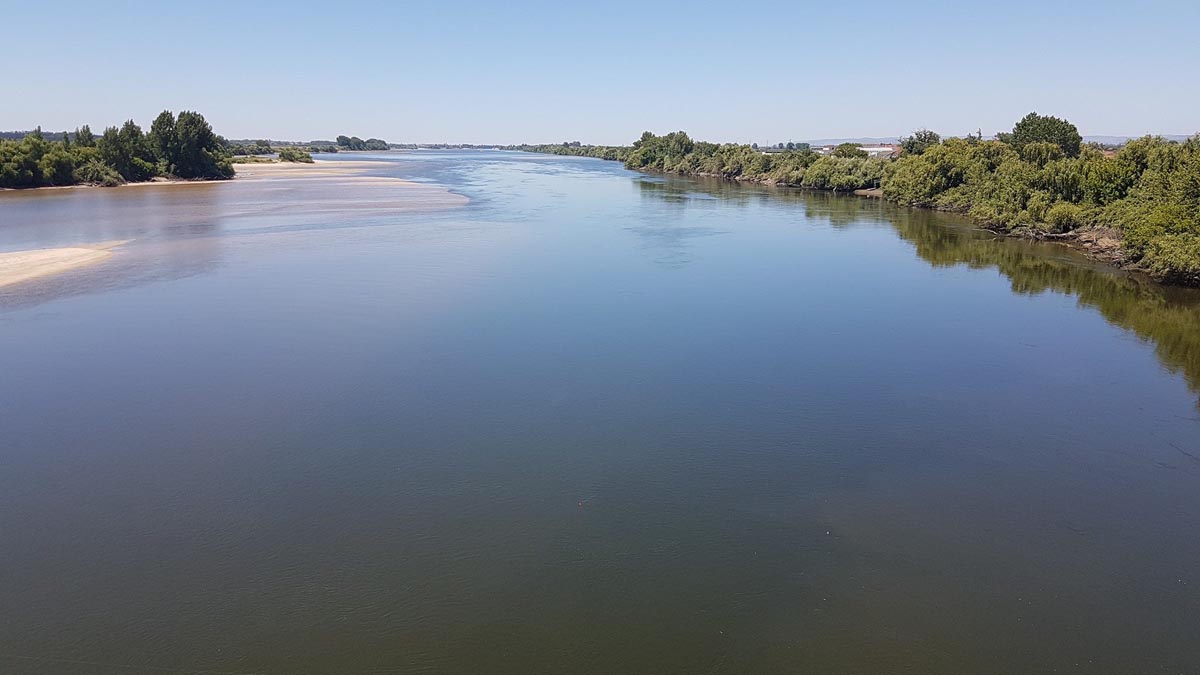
xmin=612 ymin=161 xmax=1157 ymax=283
xmin=0 ymin=240 xmax=127 ymax=288
xmin=0 ymin=159 xmax=400 ymax=191
xmin=0 ymin=160 xmax=465 ymax=289
xmin=619 ymin=160 xmax=1147 ymax=278
xmin=527 ymin=126 xmax=1199 ymax=287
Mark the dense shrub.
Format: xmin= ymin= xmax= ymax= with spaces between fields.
xmin=885 ymin=128 xmax=1200 ymax=282
xmin=73 ymin=158 xmax=125 ymax=186
xmin=278 ymin=147 xmax=314 ymax=163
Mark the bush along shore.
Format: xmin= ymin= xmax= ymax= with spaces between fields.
xmin=1 ymin=110 xmax=234 ymax=188
xmin=517 ymin=114 xmax=1200 ymax=286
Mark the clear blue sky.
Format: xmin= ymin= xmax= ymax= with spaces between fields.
xmin=4 ymin=0 xmax=1197 ymax=144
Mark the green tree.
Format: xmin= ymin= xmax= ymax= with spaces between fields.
xmin=1020 ymin=141 xmax=1064 ymax=167
xmin=148 ymin=110 xmax=178 ymax=171
xmin=999 ymin=112 xmax=1082 ymax=158
xmin=75 ymin=125 xmax=95 ymax=147
xmin=38 ymin=144 xmax=77 ymax=186
xmin=832 ymin=143 xmax=868 ymax=158
xmin=900 ymin=129 xmax=941 ymax=155
xmin=97 ymin=121 xmax=155 ymax=181
xmin=171 ymin=111 xmax=234 ymax=179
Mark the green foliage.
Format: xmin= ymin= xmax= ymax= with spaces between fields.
xmin=886 ymin=119 xmax=1200 ymax=283
xmin=999 ymin=112 xmax=1082 ymax=158
xmin=277 ymin=147 xmax=314 ymax=163
xmin=38 ymin=144 xmax=77 ymax=186
xmin=148 ymin=110 xmax=178 ymax=171
xmin=832 ymin=142 xmax=869 ymax=158
xmin=0 ymin=109 xmax=233 ymax=189
xmin=901 ymin=129 xmax=941 ymax=155
xmin=600 ymin=131 xmax=882 ymax=191
xmin=1045 ymin=201 xmax=1084 ymax=232
xmin=170 ymin=111 xmax=234 ymax=179
xmin=97 ymin=121 xmax=156 ymax=181
xmin=1103 ymin=136 xmax=1200 ymax=280
xmin=1021 ymin=141 xmax=1064 ymax=167
xmin=228 ymin=139 xmax=274 ymax=156
xmin=1140 ymin=234 xmax=1200 ymax=286
xmin=73 ymin=158 xmax=125 ymax=186
xmin=512 ymin=143 xmax=630 ymax=162
xmin=75 ymin=124 xmax=95 ymax=147
xmin=0 ymin=134 xmax=47 ymax=187
xmin=336 ymin=135 xmax=389 ymax=151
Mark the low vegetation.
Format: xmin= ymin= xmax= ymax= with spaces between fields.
xmin=276 ymin=147 xmax=314 ymax=163
xmin=1 ymin=110 xmax=233 ymax=188
xmin=622 ymin=131 xmax=887 ymax=191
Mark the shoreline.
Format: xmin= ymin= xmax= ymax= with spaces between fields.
xmin=0 ymin=240 xmax=128 ymax=288
xmin=0 ymin=159 xmax=375 ymax=193
xmin=630 ymin=164 xmax=1156 ymax=284
xmin=0 ymin=160 xmax=459 ymax=290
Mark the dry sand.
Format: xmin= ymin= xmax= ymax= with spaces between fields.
xmin=0 ymin=240 xmax=127 ymax=288
xmin=230 ymin=159 xmax=404 ymax=180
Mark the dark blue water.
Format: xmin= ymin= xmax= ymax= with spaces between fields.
xmin=1 ymin=151 xmax=1198 ymax=674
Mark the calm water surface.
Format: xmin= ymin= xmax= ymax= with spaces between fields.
xmin=1 ymin=152 xmax=1199 ymax=674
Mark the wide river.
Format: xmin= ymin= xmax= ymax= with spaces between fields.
xmin=1 ymin=152 xmax=1198 ymax=674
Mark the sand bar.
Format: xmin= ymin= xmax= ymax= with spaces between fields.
xmin=230 ymin=159 xmax=403 ymax=180
xmin=0 ymin=240 xmax=127 ymax=288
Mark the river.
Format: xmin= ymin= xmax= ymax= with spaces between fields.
xmin=1 ymin=151 xmax=1198 ymax=674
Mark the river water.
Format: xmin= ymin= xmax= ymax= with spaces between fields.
xmin=1 ymin=152 xmax=1198 ymax=674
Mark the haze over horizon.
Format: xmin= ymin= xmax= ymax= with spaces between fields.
xmin=4 ymin=0 xmax=1197 ymax=144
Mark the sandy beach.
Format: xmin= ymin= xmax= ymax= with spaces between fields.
xmin=229 ymin=159 xmax=404 ymax=180
xmin=0 ymin=160 xmax=465 ymax=290
xmin=0 ymin=240 xmax=127 ymax=288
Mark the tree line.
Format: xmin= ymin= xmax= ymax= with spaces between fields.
xmin=1 ymin=110 xmax=233 ymax=188
xmin=518 ymin=114 xmax=1200 ymax=286
xmin=506 ymin=143 xmax=629 ymax=161
xmin=335 ymin=135 xmax=389 ymax=151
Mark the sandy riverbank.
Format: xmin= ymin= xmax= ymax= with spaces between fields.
xmin=0 ymin=159 xmax=412 ymax=192
xmin=0 ymin=240 xmax=128 ymax=288
xmin=0 ymin=160 xmax=465 ymax=290
xmin=230 ymin=159 xmax=403 ymax=180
